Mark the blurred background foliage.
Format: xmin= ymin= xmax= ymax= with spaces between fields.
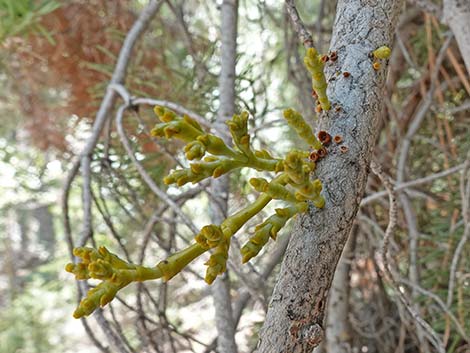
xmin=0 ymin=0 xmax=469 ymax=352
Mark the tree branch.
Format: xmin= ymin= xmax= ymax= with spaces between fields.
xmin=361 ymin=162 xmax=467 ymax=205
xmin=210 ymin=1 xmax=239 ymax=352
xmin=61 ymin=1 xmax=163 ymax=351
xmin=371 ymin=161 xmax=446 ymax=352
xmin=256 ymin=1 xmax=404 ymax=351
xmin=285 ymin=0 xmax=315 ymax=49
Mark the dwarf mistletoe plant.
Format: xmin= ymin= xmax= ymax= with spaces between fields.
xmin=66 ymin=45 xmax=388 ymax=319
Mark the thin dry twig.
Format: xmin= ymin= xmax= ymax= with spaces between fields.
xmin=362 ymin=162 xmax=467 ymax=205
xmin=396 ymin=33 xmax=453 ymax=183
xmin=285 ymin=0 xmax=314 ymax=48
xmin=394 ymin=34 xmax=453 ymax=352
xmin=61 ymin=2 xmax=163 ymax=350
xmin=447 ymin=158 xmax=470 ymax=308
xmin=398 ymin=277 xmax=469 ymax=341
xmin=371 ymin=160 xmax=446 ymax=353
xmin=115 ymin=103 xmax=199 ymax=234
xmin=108 ymin=85 xmax=212 ymax=131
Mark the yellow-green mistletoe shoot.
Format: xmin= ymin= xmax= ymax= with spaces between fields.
xmin=66 ymin=48 xmax=331 ymax=319
xmin=304 ymin=47 xmax=330 ymax=111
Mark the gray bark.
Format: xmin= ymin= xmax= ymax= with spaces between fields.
xmin=256 ymin=1 xmax=403 ymax=352
xmin=444 ymin=0 xmax=470 ymax=75
xmin=325 ymin=227 xmax=356 ymax=353
xmin=210 ymin=1 xmax=239 ymax=353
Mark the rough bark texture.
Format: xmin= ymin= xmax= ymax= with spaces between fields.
xmin=256 ymin=1 xmax=403 ymax=352
xmin=325 ymin=227 xmax=356 ymax=353
xmin=210 ymin=1 xmax=239 ymax=353
xmin=444 ymin=0 xmax=470 ymax=75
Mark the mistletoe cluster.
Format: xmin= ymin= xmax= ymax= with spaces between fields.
xmin=66 ymin=106 xmax=328 ymax=318
xmin=65 ymin=47 xmax=351 ymax=319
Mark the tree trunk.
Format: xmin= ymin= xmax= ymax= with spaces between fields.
xmin=444 ymin=0 xmax=470 ymax=75
xmin=210 ymin=1 xmax=239 ymax=353
xmin=325 ymin=226 xmax=357 ymax=353
xmin=256 ymin=1 xmax=403 ymax=351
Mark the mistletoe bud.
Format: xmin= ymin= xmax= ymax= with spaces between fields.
xmin=304 ymin=48 xmax=330 ymax=111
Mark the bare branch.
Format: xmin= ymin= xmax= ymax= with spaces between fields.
xmin=61 ymin=2 xmax=163 ymax=350
xmin=447 ymin=158 xmax=470 ymax=308
xmin=362 ymin=162 xmax=467 ymax=205
xmin=285 ymin=0 xmax=314 ymax=48
xmin=62 ymin=0 xmax=163 ymax=252
xmin=396 ymin=33 xmax=453 ymax=184
xmin=371 ymin=160 xmax=446 ymax=353
xmin=115 ymin=103 xmax=199 ymax=234
xmin=109 ymin=85 xmax=213 ymax=131
xmin=210 ymin=1 xmax=239 ymax=352
xmin=398 ymin=277 xmax=469 ymax=342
